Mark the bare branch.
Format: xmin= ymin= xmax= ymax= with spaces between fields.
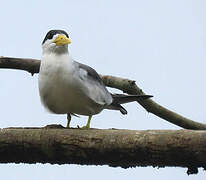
xmin=1 ymin=56 xmax=206 ymax=130
xmin=0 ymin=128 xmax=206 ymax=172
xmin=102 ymin=75 xmax=206 ymax=130
xmin=0 ymin=56 xmax=40 ymax=75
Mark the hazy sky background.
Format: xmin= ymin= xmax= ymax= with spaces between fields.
xmin=0 ymin=0 xmax=206 ymax=179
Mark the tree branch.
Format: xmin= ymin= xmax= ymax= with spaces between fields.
xmin=0 ymin=128 xmax=206 ymax=173
xmin=1 ymin=56 xmax=206 ymax=130
xmin=0 ymin=56 xmax=40 ymax=75
xmin=101 ymin=76 xmax=206 ymax=130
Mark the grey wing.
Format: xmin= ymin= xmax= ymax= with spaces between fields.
xmin=74 ymin=61 xmax=112 ymax=105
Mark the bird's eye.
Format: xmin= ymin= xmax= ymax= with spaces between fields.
xmin=47 ymin=32 xmax=54 ymax=40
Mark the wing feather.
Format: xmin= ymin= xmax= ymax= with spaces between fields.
xmin=73 ymin=61 xmax=112 ymax=105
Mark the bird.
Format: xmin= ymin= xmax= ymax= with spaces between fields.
xmin=38 ymin=29 xmax=153 ymax=128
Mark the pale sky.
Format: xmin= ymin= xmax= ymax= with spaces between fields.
xmin=0 ymin=0 xmax=206 ymax=179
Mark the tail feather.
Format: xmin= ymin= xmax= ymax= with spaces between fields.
xmin=111 ymin=94 xmax=153 ymax=104
xmin=107 ymin=94 xmax=153 ymax=114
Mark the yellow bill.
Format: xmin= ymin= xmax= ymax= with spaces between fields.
xmin=53 ymin=34 xmax=71 ymax=46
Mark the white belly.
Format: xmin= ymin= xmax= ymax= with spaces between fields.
xmin=38 ymin=55 xmax=103 ymax=115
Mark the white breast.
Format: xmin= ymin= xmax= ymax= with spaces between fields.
xmin=38 ymin=54 xmax=104 ymax=115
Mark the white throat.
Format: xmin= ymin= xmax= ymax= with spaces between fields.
xmin=42 ymin=43 xmax=69 ymax=55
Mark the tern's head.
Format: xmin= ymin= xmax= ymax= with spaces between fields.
xmin=42 ymin=30 xmax=71 ymax=54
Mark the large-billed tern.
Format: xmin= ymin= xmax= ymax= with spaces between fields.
xmin=38 ymin=30 xmax=152 ymax=128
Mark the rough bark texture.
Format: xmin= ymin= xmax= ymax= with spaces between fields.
xmin=0 ymin=128 xmax=206 ymax=171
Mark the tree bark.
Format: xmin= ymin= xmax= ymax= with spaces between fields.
xmin=0 ymin=128 xmax=206 ymax=172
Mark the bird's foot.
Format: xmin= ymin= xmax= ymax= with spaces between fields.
xmin=81 ymin=124 xmax=90 ymax=129
xmin=80 ymin=115 xmax=92 ymax=129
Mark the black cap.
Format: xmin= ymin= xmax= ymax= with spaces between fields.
xmin=42 ymin=30 xmax=69 ymax=45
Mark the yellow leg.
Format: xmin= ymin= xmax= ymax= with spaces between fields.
xmin=67 ymin=113 xmax=71 ymax=128
xmin=82 ymin=115 xmax=92 ymax=129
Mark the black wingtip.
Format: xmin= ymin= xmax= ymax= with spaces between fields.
xmin=139 ymin=95 xmax=153 ymax=99
xmin=120 ymin=107 xmax=127 ymax=115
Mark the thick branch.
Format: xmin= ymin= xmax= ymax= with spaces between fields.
xmin=0 ymin=128 xmax=206 ymax=171
xmin=1 ymin=56 xmax=206 ymax=130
